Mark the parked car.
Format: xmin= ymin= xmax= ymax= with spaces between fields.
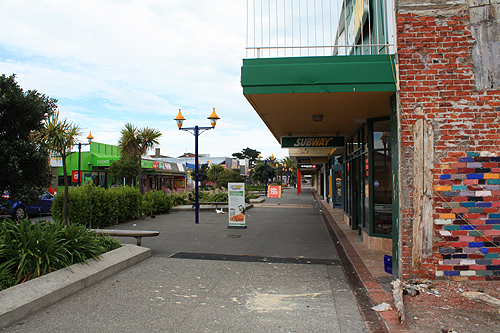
xmin=1 ymin=190 xmax=55 ymax=220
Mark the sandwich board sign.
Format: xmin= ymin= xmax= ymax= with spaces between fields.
xmin=268 ymin=185 xmax=281 ymax=198
xmin=228 ymin=183 xmax=246 ymax=228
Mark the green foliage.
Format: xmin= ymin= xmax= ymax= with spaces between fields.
xmin=170 ymin=191 xmax=189 ymax=206
xmin=216 ymin=169 xmax=245 ymax=188
xmin=35 ymin=110 xmax=82 ymax=225
xmin=206 ymin=164 xmax=225 ymax=182
xmin=52 ymin=184 xmax=113 ymax=227
xmin=52 ymin=184 xmax=181 ymax=224
xmin=108 ymin=156 xmax=139 ymax=184
xmin=0 ymin=267 xmax=16 ymax=291
xmin=52 ymin=184 xmax=142 ymax=227
xmin=245 ymin=184 xmax=266 ymax=191
xmin=232 ymin=147 xmax=261 ymax=167
xmin=0 ymin=74 xmax=54 ymax=204
xmin=59 ymin=222 xmax=108 ymax=265
xmin=141 ymin=190 xmax=173 ymax=215
xmin=251 ymin=161 xmax=277 ymax=184
xmin=93 ymin=234 xmax=122 ymax=253
xmin=118 ymin=123 xmax=162 ymax=194
xmin=0 ymin=218 xmax=119 ymax=286
xmin=113 ymin=185 xmax=142 ymax=222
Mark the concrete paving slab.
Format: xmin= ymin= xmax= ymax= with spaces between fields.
xmin=4 ymin=257 xmax=366 ymax=333
xmin=4 ymin=188 xmax=370 ymax=332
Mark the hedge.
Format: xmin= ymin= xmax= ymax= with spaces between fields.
xmin=51 ymin=184 xmax=171 ymax=227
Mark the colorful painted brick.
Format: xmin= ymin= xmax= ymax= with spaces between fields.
xmin=434 ymin=185 xmax=452 ymax=191
xmin=445 ymin=225 xmax=461 ymax=230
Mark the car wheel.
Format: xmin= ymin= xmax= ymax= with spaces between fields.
xmin=13 ymin=206 xmax=26 ymax=220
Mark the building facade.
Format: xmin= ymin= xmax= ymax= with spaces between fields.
xmin=241 ymin=0 xmax=500 ymax=281
xmin=52 ymin=142 xmax=187 ymax=192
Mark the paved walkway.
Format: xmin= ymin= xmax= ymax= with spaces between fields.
xmin=6 ymin=188 xmax=372 ymax=332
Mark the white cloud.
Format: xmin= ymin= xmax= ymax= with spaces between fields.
xmin=0 ymin=0 xmax=288 ymax=160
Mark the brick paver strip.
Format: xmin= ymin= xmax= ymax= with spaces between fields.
xmin=314 ymin=192 xmax=411 ymax=333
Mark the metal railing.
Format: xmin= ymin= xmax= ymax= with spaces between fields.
xmin=245 ymin=0 xmax=396 ymax=58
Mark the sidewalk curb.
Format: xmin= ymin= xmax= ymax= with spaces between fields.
xmin=314 ymin=194 xmax=411 ymax=333
xmin=0 ymin=244 xmax=151 ymax=330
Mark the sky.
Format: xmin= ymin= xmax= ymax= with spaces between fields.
xmin=0 ymin=0 xmax=287 ymax=160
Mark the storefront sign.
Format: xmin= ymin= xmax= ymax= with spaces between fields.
xmin=228 ymin=183 xmax=246 ymax=228
xmin=298 ymin=164 xmax=317 ymax=169
xmin=96 ymin=159 xmax=110 ymax=165
xmin=72 ymin=170 xmax=83 ymax=182
xmin=268 ymin=185 xmax=281 ymax=198
xmin=153 ymin=161 xmax=159 ymax=169
xmin=174 ymin=178 xmax=185 ymax=188
xmin=281 ymin=136 xmax=344 ymax=148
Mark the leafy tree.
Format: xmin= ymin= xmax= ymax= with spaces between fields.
xmin=232 ymin=147 xmax=261 ymax=167
xmin=251 ymin=161 xmax=277 ymax=184
xmin=36 ymin=111 xmax=81 ymax=225
xmin=216 ymin=169 xmax=245 ymax=188
xmin=108 ymin=156 xmax=139 ymax=185
xmin=118 ymin=123 xmax=162 ymax=194
xmin=0 ymin=74 xmax=55 ymax=207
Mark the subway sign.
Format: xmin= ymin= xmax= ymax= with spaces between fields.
xmin=281 ymin=136 xmax=344 ymax=148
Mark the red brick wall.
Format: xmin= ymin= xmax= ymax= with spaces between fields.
xmin=397 ymin=8 xmax=500 ymax=281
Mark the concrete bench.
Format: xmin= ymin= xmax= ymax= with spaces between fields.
xmin=92 ymin=229 xmax=159 ymax=246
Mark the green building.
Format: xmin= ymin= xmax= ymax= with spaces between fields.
xmin=51 ymin=142 xmax=187 ymax=192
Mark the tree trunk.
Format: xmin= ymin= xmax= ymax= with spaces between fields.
xmin=62 ymin=155 xmax=69 ymax=225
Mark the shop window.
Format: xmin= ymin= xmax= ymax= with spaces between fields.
xmin=372 ymin=119 xmax=392 ymax=236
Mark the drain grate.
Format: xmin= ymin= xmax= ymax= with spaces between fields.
xmin=170 ymin=252 xmax=340 ymax=265
xmin=225 ymin=234 xmax=242 ymax=238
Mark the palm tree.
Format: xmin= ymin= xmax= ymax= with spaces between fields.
xmin=36 ymin=111 xmax=81 ymax=225
xmin=118 ymin=123 xmax=162 ymax=194
xmin=206 ymin=164 xmax=225 ymax=183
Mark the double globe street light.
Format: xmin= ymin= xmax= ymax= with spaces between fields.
xmin=174 ymin=108 xmax=220 ymax=224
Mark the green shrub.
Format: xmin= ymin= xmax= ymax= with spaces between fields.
xmin=0 ymin=268 xmax=16 ymax=291
xmin=52 ymin=185 xmax=143 ymax=226
xmin=170 ymin=191 xmax=189 ymax=206
xmin=113 ymin=186 xmax=141 ymax=222
xmin=143 ymin=190 xmax=173 ymax=215
xmin=94 ymin=234 xmax=122 ymax=253
xmin=62 ymin=222 xmax=110 ymax=265
xmin=0 ymin=219 xmax=68 ymax=283
xmin=0 ymin=218 xmax=121 ymax=286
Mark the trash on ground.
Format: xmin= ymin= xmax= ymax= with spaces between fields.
xmin=371 ymin=302 xmax=392 ymax=312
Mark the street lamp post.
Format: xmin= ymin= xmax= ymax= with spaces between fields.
xmin=77 ymin=132 xmax=94 ymax=186
xmin=265 ymin=160 xmax=268 ymax=196
xmin=174 ymin=108 xmax=220 ymax=224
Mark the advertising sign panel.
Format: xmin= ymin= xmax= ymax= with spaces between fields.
xmin=268 ymin=185 xmax=282 ymax=198
xmin=72 ymin=170 xmax=83 ymax=183
xmin=228 ymin=183 xmax=246 ymax=228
